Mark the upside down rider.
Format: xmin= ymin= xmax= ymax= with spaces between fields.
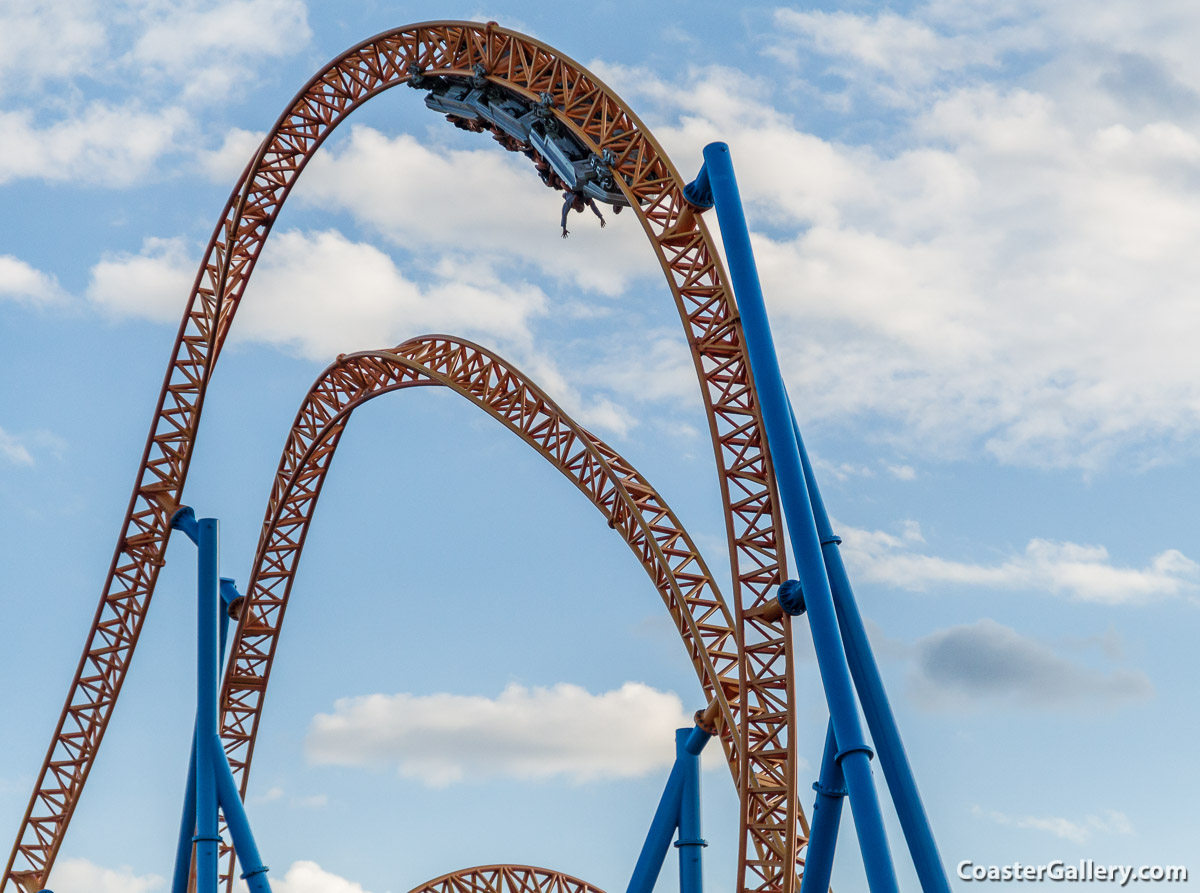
xmin=560 ymin=190 xmax=606 ymax=238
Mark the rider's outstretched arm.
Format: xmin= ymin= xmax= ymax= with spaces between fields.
xmin=587 ymin=197 xmax=606 ymax=227
xmin=560 ymin=192 xmax=573 ymax=237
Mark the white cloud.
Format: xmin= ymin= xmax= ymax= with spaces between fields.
xmin=975 ymin=806 xmax=1135 ymax=844
xmin=238 ymin=229 xmax=548 ymax=358
xmin=0 ymin=0 xmax=309 ymax=186
xmin=235 ymin=861 xmax=373 ymax=893
xmin=0 ymin=428 xmax=35 ymax=466
xmin=913 ymin=619 xmax=1153 ymax=708
xmin=0 ymin=427 xmax=66 ymax=467
xmin=296 ymin=124 xmax=660 ymax=297
xmin=84 ymin=229 xmax=548 ymax=354
xmin=84 ymin=228 xmax=636 ymax=436
xmin=250 ymin=785 xmax=324 ymax=808
xmin=770 ymin=8 xmax=1004 ymax=98
xmin=46 ymin=858 xmax=164 ymax=893
xmin=198 ymin=126 xmax=266 ymax=183
xmin=48 ymin=858 xmax=374 ymax=893
xmin=87 ymin=236 xmax=196 ymax=322
xmin=127 ymin=0 xmax=311 ymax=100
xmin=0 ymin=0 xmax=310 ymax=98
xmin=0 ymin=255 xmax=67 ymax=304
xmin=811 ymin=456 xmax=875 ymax=482
xmin=579 ymin=331 xmax=703 ymax=411
xmin=0 ymin=1 xmax=107 ymax=88
xmin=0 ymin=103 xmax=186 ymax=187
xmin=306 ymin=682 xmax=693 ymax=785
xmin=590 ymin=24 xmax=1200 ymax=469
xmin=46 ymin=4 xmax=1200 ymax=469
xmin=257 ymin=784 xmax=285 ymax=802
xmin=129 ymin=0 xmax=309 ymax=67
xmin=839 ymin=520 xmax=1198 ymax=603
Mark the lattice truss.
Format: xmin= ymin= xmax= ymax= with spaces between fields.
xmin=6 ymin=22 xmax=803 ymax=893
xmin=408 ymin=864 xmax=607 ymax=893
xmin=216 ymin=336 xmax=742 ymax=886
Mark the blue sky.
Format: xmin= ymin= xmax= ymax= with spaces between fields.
xmin=1 ymin=1 xmax=1197 ymax=891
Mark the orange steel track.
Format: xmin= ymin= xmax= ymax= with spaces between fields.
xmin=214 ymin=335 xmax=747 ymax=887
xmin=5 ymin=21 xmax=799 ymax=893
xmin=408 ymin=864 xmax=607 ymax=893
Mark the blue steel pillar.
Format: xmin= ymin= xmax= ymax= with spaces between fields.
xmin=626 ymin=725 xmax=712 ymax=893
xmin=626 ymin=762 xmax=685 ymax=893
xmin=168 ymin=507 xmax=271 ymax=893
xmin=213 ymin=746 xmax=271 ymax=892
xmin=171 ymin=577 xmax=244 ymax=893
xmin=195 ymin=519 xmax=221 ymax=892
xmin=791 ymin=411 xmax=951 ymax=893
xmin=675 ymin=727 xmax=708 ymax=893
xmin=698 ymin=141 xmax=899 ymax=893
xmin=171 ymin=733 xmax=199 ymax=893
xmin=798 ymin=723 xmax=847 ymax=893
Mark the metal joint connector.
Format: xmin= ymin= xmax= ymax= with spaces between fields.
xmin=241 ymin=865 xmax=271 ymax=879
xmin=777 ymin=579 xmax=806 ymax=616
xmin=170 ymin=505 xmax=199 ymax=545
xmin=693 ymin=703 xmax=720 ymax=736
xmin=813 ymin=779 xmax=848 ymax=798
xmin=682 ymin=164 xmax=714 ymax=210
xmin=219 ymin=577 xmax=245 ymax=619
xmin=674 ymin=837 xmax=708 ymax=849
xmin=835 ymin=744 xmax=874 ymax=764
xmin=820 ymin=534 xmax=843 ymax=546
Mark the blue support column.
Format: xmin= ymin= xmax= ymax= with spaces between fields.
xmin=212 ymin=744 xmax=271 ymax=891
xmin=167 ymin=508 xmax=270 ymax=893
xmin=790 ymin=411 xmax=951 ymax=893
xmin=798 ymin=723 xmax=847 ymax=893
xmin=626 ymin=725 xmax=713 ymax=893
xmin=675 ymin=728 xmax=708 ymax=893
xmin=196 ymin=519 xmax=221 ymax=892
xmin=698 ymin=141 xmax=899 ymax=893
xmin=171 ymin=733 xmax=199 ymax=893
xmin=626 ymin=763 xmax=685 ymax=893
xmin=172 ymin=576 xmax=239 ymax=893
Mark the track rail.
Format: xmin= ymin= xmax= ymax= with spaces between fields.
xmin=408 ymin=864 xmax=606 ymax=893
xmin=6 ymin=21 xmax=799 ymax=893
xmin=214 ymin=336 xmax=745 ymax=886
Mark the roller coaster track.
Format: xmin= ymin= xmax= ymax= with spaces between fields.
xmin=5 ymin=21 xmax=799 ymax=893
xmin=408 ymin=864 xmax=606 ymax=893
xmin=214 ymin=335 xmax=748 ymax=887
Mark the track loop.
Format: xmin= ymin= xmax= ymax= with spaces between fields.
xmin=6 ymin=22 xmax=801 ymax=893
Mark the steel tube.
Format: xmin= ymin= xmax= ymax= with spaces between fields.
xmin=170 ymin=732 xmax=198 ymax=893
xmin=701 ymin=141 xmax=899 ymax=893
xmin=791 ymin=412 xmax=951 ymax=893
xmin=196 ymin=519 xmax=220 ymax=893
xmin=798 ymin=723 xmax=846 ymax=893
xmin=172 ymin=573 xmax=234 ymax=893
xmin=683 ymin=723 xmax=712 ymax=757
xmin=676 ymin=728 xmax=706 ymax=893
xmin=626 ymin=762 xmax=685 ymax=893
xmin=171 ymin=505 xmax=199 ymax=545
xmin=212 ymin=742 xmax=271 ymax=891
